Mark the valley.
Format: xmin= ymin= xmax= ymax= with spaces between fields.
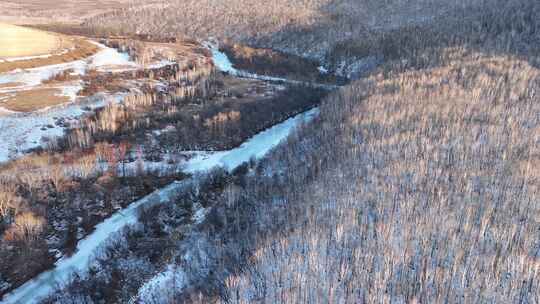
xmin=0 ymin=23 xmax=332 ymax=302
xmin=0 ymin=1 xmax=539 ymax=303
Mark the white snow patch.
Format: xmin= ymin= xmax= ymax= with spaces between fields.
xmin=318 ymin=66 xmax=329 ymax=74
xmin=0 ymin=60 xmax=86 ymax=89
xmin=134 ymin=265 xmax=186 ymax=304
xmin=0 ymin=94 xmax=122 ymax=163
xmin=58 ymin=83 xmax=83 ymax=103
xmin=146 ymin=60 xmax=176 ymax=69
xmin=184 ymin=108 xmax=319 ymax=173
xmin=203 ymin=41 xmax=237 ymax=74
xmin=88 ymin=41 xmax=140 ymax=72
xmin=0 ymin=40 xmax=142 ymax=163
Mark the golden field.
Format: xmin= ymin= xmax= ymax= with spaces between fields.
xmin=0 ymin=24 xmax=98 ymax=73
xmin=0 ymin=23 xmax=70 ymax=58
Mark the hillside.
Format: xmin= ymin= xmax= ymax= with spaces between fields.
xmin=30 ymin=1 xmax=540 ymax=303
xmin=82 ymin=0 xmax=527 ymax=74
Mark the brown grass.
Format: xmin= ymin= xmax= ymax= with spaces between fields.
xmin=0 ymin=35 xmax=98 ymax=73
xmin=0 ymin=82 xmax=23 ymax=89
xmin=0 ymin=88 xmax=70 ymax=112
xmin=0 ymin=23 xmax=67 ymax=58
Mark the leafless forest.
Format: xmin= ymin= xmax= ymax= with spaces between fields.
xmin=83 ymin=0 xmax=529 ymax=68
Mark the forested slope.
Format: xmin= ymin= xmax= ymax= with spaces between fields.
xmin=157 ymin=1 xmax=540 ymax=302
xmin=83 ymin=0 xmax=539 ymax=75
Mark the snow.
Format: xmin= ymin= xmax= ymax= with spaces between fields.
xmin=0 ymin=41 xmax=138 ymax=91
xmin=184 ymin=108 xmax=319 ymax=173
xmin=133 ymin=265 xmax=186 ymax=304
xmin=57 ymin=83 xmax=83 ymax=104
xmin=0 ymin=94 xmax=123 ymax=163
xmin=204 ymin=41 xmax=283 ymax=82
xmin=0 ymin=60 xmax=87 ymax=89
xmin=206 ymin=43 xmax=237 ymax=74
xmin=0 ymin=41 xmax=141 ymax=163
xmin=1 ymin=180 xmax=187 ymax=304
xmin=1 ymin=107 xmax=318 ymax=304
xmin=88 ymin=41 xmax=140 ymax=72
xmin=146 ymin=59 xmax=176 ymax=69
xmin=2 ymin=39 xmax=323 ymax=303
xmin=318 ymin=66 xmax=329 ymax=74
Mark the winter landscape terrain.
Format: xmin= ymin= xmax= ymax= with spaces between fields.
xmin=0 ymin=0 xmax=539 ymax=303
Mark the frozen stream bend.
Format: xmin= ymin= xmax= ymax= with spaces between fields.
xmin=204 ymin=42 xmax=340 ymax=90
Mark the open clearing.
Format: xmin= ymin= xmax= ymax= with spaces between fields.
xmin=0 ymin=23 xmax=68 ymax=58
xmin=0 ymin=23 xmax=98 ymax=73
xmin=0 ymin=88 xmax=70 ymax=112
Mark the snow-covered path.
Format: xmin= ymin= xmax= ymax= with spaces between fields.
xmin=1 ymin=108 xmax=318 ymax=304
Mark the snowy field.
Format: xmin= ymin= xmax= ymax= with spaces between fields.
xmin=0 ymin=42 xmax=141 ymax=163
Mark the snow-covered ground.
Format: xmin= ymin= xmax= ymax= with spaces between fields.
xmin=0 ymin=60 xmax=86 ymax=90
xmin=0 ymin=42 xmax=136 ymax=92
xmin=184 ymin=108 xmax=318 ymax=173
xmin=0 ymin=40 xmax=332 ymax=163
xmin=0 ymin=94 xmax=123 ymax=163
xmin=0 ymin=42 xmax=141 ymax=163
xmin=116 ymin=108 xmax=318 ymax=176
xmin=88 ymin=41 xmax=140 ymax=72
xmin=1 ymin=107 xmax=318 ymax=304
xmin=133 ymin=262 xmax=187 ymax=304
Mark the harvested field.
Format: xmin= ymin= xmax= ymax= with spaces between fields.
xmin=0 ymin=23 xmax=66 ymax=58
xmin=0 ymin=88 xmax=70 ymax=112
xmin=0 ymin=82 xmax=23 ymax=89
xmin=0 ymin=0 xmax=154 ymax=24
xmin=0 ymin=24 xmax=99 ymax=73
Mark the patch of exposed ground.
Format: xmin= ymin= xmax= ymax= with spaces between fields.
xmin=0 ymin=88 xmax=71 ymax=112
xmin=0 ymin=37 xmax=98 ymax=73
